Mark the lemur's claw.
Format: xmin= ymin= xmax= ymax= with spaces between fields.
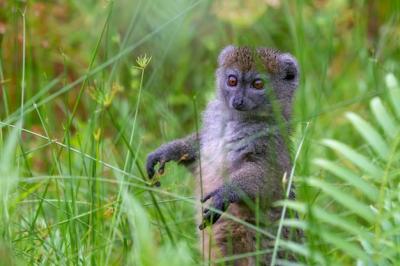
xmin=146 ymin=153 xmax=157 ymax=179
xmin=199 ymin=207 xmax=223 ymax=230
xmin=201 ymin=189 xmax=219 ymax=203
xmin=158 ymin=160 xmax=166 ymax=175
xmin=199 ymin=188 xmax=230 ymax=230
xmin=146 ymin=152 xmax=165 ymax=180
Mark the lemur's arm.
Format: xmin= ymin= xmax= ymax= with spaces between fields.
xmin=199 ymin=162 xmax=267 ymax=229
xmin=146 ymin=133 xmax=199 ymax=179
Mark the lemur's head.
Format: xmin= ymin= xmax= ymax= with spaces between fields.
xmin=216 ymin=45 xmax=299 ymax=121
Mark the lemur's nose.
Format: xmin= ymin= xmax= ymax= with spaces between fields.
xmin=232 ymin=97 xmax=244 ymax=110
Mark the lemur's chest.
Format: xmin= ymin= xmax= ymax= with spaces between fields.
xmin=197 ymin=122 xmax=233 ymax=191
xmin=200 ymin=121 xmax=255 ymax=175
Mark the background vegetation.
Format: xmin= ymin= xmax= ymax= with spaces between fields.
xmin=0 ymin=0 xmax=399 ymax=265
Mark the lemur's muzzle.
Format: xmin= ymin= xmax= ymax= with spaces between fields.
xmin=232 ymin=97 xmax=245 ymax=111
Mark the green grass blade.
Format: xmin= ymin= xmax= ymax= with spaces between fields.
xmin=313 ymin=158 xmax=379 ymax=201
xmin=277 ymin=200 xmax=371 ymax=241
xmin=346 ymin=112 xmax=389 ymax=160
xmin=385 ymin=73 xmax=400 ymax=118
xmin=370 ymin=97 xmax=399 ymax=139
xmin=321 ymin=139 xmax=383 ymax=178
xmin=279 ymin=240 xmax=325 ymax=264
xmin=319 ymin=231 xmax=370 ymax=261
xmin=0 ymin=121 xmax=21 ymax=242
xmin=306 ymin=177 xmax=375 ymax=222
xmin=271 ymin=122 xmax=310 ymax=266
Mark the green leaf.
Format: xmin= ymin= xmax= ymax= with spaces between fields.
xmin=346 ymin=112 xmax=389 ymax=160
xmin=313 ymin=159 xmax=379 ymax=201
xmin=0 ymin=122 xmax=21 ymax=172
xmin=312 ymin=207 xmax=370 ymax=241
xmin=122 ymin=191 xmax=155 ymax=265
xmin=278 ymin=200 xmax=371 ymax=240
xmin=284 ymin=79 xmax=400 ymax=264
xmin=281 ymin=219 xmax=307 ymax=230
xmin=275 ymin=259 xmax=307 ymax=266
xmin=274 ymin=200 xmax=307 ymax=213
xmin=370 ymin=97 xmax=399 ymax=139
xmin=319 ymin=231 xmax=370 ymax=261
xmin=322 ymin=139 xmax=383 ymax=178
xmin=306 ymin=177 xmax=375 ymax=223
xmin=279 ymin=240 xmax=325 ymax=264
xmin=385 ymin=73 xmax=400 ymax=119
xmin=0 ymin=122 xmax=20 ymax=202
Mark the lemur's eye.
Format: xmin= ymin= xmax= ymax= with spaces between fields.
xmin=252 ymin=79 xmax=264 ymax=90
xmin=227 ymin=75 xmax=238 ymax=87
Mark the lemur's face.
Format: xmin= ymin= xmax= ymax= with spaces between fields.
xmin=217 ymin=46 xmax=299 ymax=114
xmin=219 ymin=68 xmax=268 ymax=112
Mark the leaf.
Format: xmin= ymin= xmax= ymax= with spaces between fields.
xmin=0 ymin=122 xmax=21 ymax=172
xmin=385 ymin=73 xmax=400 ymax=119
xmin=275 ymin=259 xmax=307 ymax=266
xmin=0 ymin=122 xmax=20 ymax=202
xmin=306 ymin=178 xmax=375 ymax=223
xmin=370 ymin=97 xmax=399 ymax=139
xmin=313 ymin=159 xmax=379 ymax=201
xmin=346 ymin=112 xmax=389 ymax=160
xmin=281 ymin=218 xmax=307 ymax=230
xmin=312 ymin=207 xmax=371 ymax=241
xmin=122 ymin=190 xmax=155 ymax=265
xmin=319 ymin=231 xmax=370 ymax=261
xmin=278 ymin=200 xmax=371 ymax=240
xmin=287 ymin=80 xmax=400 ymax=264
xmin=274 ymin=200 xmax=307 ymax=213
xmin=279 ymin=240 xmax=325 ymax=264
xmin=322 ymin=139 xmax=383 ymax=179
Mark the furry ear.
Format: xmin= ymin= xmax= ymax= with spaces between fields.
xmin=218 ymin=45 xmax=236 ymax=66
xmin=278 ymin=53 xmax=299 ymax=82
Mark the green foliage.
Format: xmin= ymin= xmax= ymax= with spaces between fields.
xmin=0 ymin=0 xmax=399 ymax=265
xmin=280 ymin=74 xmax=400 ymax=265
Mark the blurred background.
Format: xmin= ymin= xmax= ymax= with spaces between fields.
xmin=0 ymin=0 xmax=399 ymax=265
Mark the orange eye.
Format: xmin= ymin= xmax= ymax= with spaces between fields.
xmin=227 ymin=75 xmax=238 ymax=87
xmin=253 ymin=79 xmax=264 ymax=90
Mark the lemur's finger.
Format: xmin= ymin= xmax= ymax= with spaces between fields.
xmin=199 ymin=209 xmax=211 ymax=230
xmin=199 ymin=208 xmax=221 ymax=230
xmin=146 ymin=153 xmax=160 ymax=179
xmin=201 ymin=189 xmax=218 ymax=203
xmin=198 ymin=223 xmax=206 ymax=230
xmin=154 ymin=181 xmax=161 ymax=187
xmin=158 ymin=160 xmax=166 ymax=175
xmin=198 ymin=219 xmax=208 ymax=230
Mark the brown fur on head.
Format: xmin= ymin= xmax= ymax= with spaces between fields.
xmin=218 ymin=46 xmax=255 ymax=71
xmin=257 ymin=47 xmax=280 ymax=74
xmin=218 ymin=45 xmax=281 ymax=74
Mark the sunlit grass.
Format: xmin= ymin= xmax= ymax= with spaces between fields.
xmin=0 ymin=0 xmax=399 ymax=265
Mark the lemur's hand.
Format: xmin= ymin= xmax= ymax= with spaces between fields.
xmin=199 ymin=186 xmax=237 ymax=230
xmin=146 ymin=139 xmax=196 ymax=186
xmin=146 ymin=149 xmax=168 ymax=182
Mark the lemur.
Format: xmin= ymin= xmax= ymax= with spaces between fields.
xmin=146 ymin=45 xmax=299 ymax=265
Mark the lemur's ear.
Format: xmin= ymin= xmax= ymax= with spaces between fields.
xmin=278 ymin=53 xmax=299 ymax=82
xmin=218 ymin=45 xmax=236 ymax=66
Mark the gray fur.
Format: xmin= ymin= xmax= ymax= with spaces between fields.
xmin=146 ymin=45 xmax=300 ymax=265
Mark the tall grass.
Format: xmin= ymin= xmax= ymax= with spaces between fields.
xmin=0 ymin=0 xmax=399 ymax=265
xmin=279 ymin=73 xmax=400 ymax=265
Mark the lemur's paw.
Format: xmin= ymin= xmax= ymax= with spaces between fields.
xmin=199 ymin=188 xmax=230 ymax=230
xmin=146 ymin=151 xmax=167 ymax=180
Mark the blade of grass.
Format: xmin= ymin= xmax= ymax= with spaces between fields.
xmin=271 ymin=122 xmax=310 ymax=266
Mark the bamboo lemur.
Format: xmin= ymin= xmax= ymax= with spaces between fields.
xmin=146 ymin=46 xmax=299 ymax=265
